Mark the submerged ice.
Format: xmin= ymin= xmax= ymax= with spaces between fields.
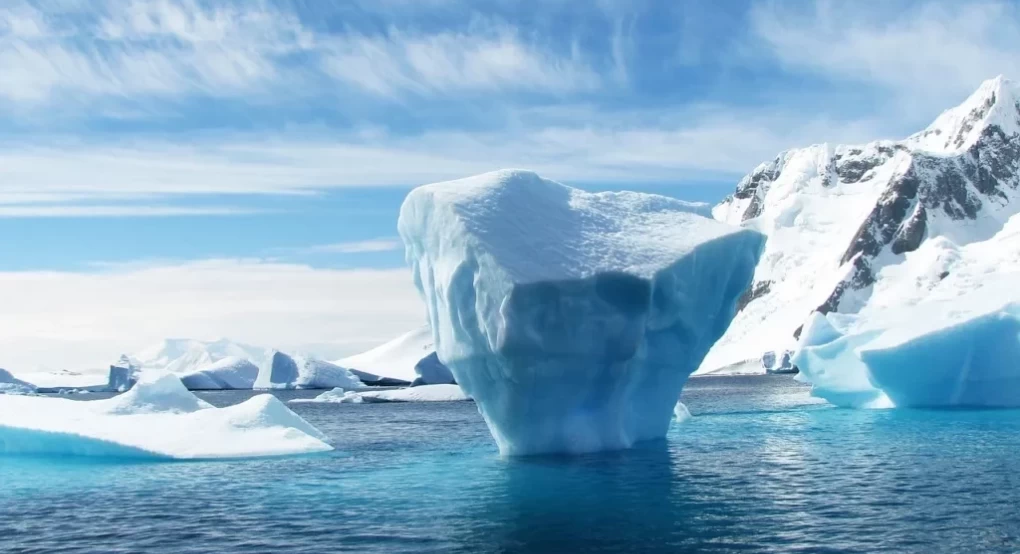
xmin=399 ymin=169 xmax=764 ymax=455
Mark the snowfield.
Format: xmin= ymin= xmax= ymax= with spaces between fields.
xmin=0 ymin=373 xmax=332 ymax=459
xmin=399 ymin=169 xmax=763 ymax=455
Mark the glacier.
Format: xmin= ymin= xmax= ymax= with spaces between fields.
xmin=0 ymin=373 xmax=332 ymax=459
xmin=254 ymin=351 xmax=363 ymax=390
xmin=398 ymin=169 xmax=764 ymax=455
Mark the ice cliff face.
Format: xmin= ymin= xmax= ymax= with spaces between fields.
xmin=703 ymin=76 xmax=1020 ymax=373
xmin=399 ymin=169 xmax=763 ymax=455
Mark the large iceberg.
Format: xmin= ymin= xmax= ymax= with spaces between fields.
xmin=0 ymin=373 xmax=332 ymax=459
xmin=254 ymin=351 xmax=363 ymax=390
xmin=398 ymin=169 xmax=764 ymax=455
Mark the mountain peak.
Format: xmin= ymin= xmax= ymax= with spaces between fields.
xmin=908 ymin=75 xmax=1020 ymax=153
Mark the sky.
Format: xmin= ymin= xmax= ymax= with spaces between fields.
xmin=4 ymin=0 xmax=1020 ymax=371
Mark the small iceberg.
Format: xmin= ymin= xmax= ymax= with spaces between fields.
xmin=254 ymin=351 xmax=363 ymax=390
xmin=0 ymin=373 xmax=332 ymax=459
xmin=0 ymin=368 xmax=36 ymax=396
xmin=291 ymin=384 xmax=470 ymax=404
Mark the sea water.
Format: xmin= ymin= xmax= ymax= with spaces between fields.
xmin=2 ymin=376 xmax=1019 ymax=553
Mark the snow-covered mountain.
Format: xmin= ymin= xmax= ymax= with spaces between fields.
xmin=133 ymin=338 xmax=268 ymax=374
xmin=700 ymin=76 xmax=1020 ymax=373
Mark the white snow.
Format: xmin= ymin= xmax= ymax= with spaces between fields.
xmin=254 ymin=351 xmax=363 ymax=390
xmin=702 ymin=76 xmax=1020 ymax=374
xmin=0 ymin=368 xmax=35 ymax=395
xmin=399 ymin=169 xmax=763 ymax=455
xmin=178 ymin=357 xmax=260 ymax=390
xmin=0 ymin=373 xmax=332 ymax=459
xmin=291 ymin=384 xmax=470 ymax=404
xmin=795 ymin=212 xmax=1020 ymax=408
xmin=335 ymin=326 xmax=454 ymax=385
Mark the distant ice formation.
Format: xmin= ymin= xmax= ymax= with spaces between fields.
xmin=399 ymin=169 xmax=763 ymax=455
xmin=335 ymin=326 xmax=454 ymax=386
xmin=179 ymin=357 xmax=260 ymax=390
xmin=107 ymin=355 xmax=141 ymax=392
xmin=291 ymin=384 xmax=469 ymax=404
xmin=254 ymin=351 xmax=363 ymax=390
xmin=0 ymin=373 xmax=332 ymax=459
xmin=0 ymin=368 xmax=35 ymax=396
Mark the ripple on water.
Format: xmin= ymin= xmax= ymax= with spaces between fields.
xmin=2 ymin=376 xmax=1020 ymax=553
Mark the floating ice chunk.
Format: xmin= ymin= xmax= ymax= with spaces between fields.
xmin=359 ymin=384 xmax=469 ymax=403
xmin=0 ymin=369 xmax=35 ymax=396
xmin=291 ymin=384 xmax=470 ymax=404
xmin=412 ymin=352 xmax=455 ymax=386
xmin=179 ymin=357 xmax=260 ymax=390
xmin=673 ymin=402 xmax=691 ymax=423
xmin=290 ymin=387 xmax=364 ymax=404
xmin=0 ymin=373 xmax=331 ymax=459
xmin=254 ymin=351 xmax=363 ymax=390
xmin=794 ymin=286 xmax=1020 ymax=408
xmin=107 ymin=355 xmax=141 ymax=392
xmin=399 ymin=169 xmax=764 ymax=455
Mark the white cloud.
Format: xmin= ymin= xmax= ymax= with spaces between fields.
xmin=0 ymin=259 xmax=425 ymax=372
xmin=0 ymin=204 xmax=260 ymax=217
xmin=0 ymin=107 xmax=888 ymax=206
xmin=296 ymin=238 xmax=404 ymax=254
xmin=321 ymin=22 xmax=600 ymax=98
xmin=751 ymin=0 xmax=1020 ymax=117
xmin=0 ymin=0 xmax=602 ymax=107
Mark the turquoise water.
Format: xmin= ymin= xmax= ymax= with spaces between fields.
xmin=3 ymin=376 xmax=1020 ymax=553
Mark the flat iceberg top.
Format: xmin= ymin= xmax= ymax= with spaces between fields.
xmin=0 ymin=373 xmax=332 ymax=459
xmin=400 ymin=169 xmax=740 ymax=282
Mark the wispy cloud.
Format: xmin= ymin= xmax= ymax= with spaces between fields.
xmin=750 ymin=0 xmax=1020 ymax=117
xmin=295 ymin=238 xmax=404 ymax=255
xmin=321 ymin=21 xmax=601 ymax=98
xmin=0 ymin=204 xmax=260 ymax=218
xmin=0 ymin=258 xmax=424 ymax=371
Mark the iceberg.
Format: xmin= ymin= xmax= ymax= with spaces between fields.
xmin=336 ymin=326 xmax=454 ymax=386
xmin=178 ymin=357 xmax=260 ymax=390
xmin=0 ymin=373 xmax=332 ymax=459
xmin=107 ymin=355 xmax=141 ymax=392
xmin=291 ymin=384 xmax=470 ymax=404
xmin=254 ymin=351 xmax=363 ymax=390
xmin=794 ymin=282 xmax=1020 ymax=408
xmin=398 ymin=169 xmax=764 ymax=455
xmin=0 ymin=368 xmax=35 ymax=396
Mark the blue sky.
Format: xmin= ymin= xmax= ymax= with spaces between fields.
xmin=4 ymin=0 xmax=1020 ymax=370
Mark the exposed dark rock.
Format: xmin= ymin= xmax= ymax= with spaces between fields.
xmin=735 ymin=280 xmax=772 ymax=313
xmin=891 ymin=204 xmax=927 ymax=255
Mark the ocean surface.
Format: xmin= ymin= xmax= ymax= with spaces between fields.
xmin=2 ymin=375 xmax=1020 ymax=553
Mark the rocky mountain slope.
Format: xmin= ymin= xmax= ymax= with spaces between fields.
xmin=700 ymin=76 xmax=1020 ymax=373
